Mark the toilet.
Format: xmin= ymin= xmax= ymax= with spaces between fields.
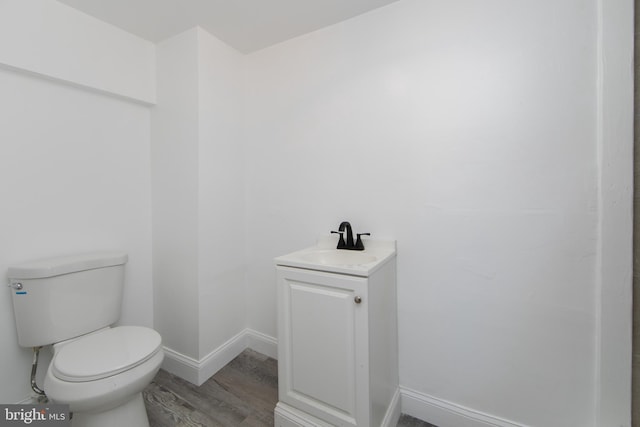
xmin=7 ymin=251 xmax=163 ymax=427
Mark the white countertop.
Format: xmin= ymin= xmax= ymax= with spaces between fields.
xmin=274 ymin=235 xmax=396 ymax=277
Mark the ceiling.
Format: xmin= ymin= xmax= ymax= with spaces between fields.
xmin=56 ymin=0 xmax=401 ymax=53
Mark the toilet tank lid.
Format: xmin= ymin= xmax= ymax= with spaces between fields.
xmin=7 ymin=251 xmax=128 ymax=279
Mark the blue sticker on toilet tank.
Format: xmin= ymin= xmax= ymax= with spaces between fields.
xmin=15 ymin=291 xmax=26 ymax=295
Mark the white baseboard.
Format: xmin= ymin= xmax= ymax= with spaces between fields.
xmin=245 ymin=328 xmax=278 ymax=359
xmin=382 ymin=387 xmax=402 ymax=427
xmin=161 ymin=328 xmax=277 ymax=386
xmin=16 ymin=395 xmax=38 ymax=404
xmin=196 ymin=329 xmax=249 ymax=385
xmin=160 ymin=346 xmax=203 ymax=385
xmin=275 ymin=388 xmax=400 ymax=427
xmin=275 ymin=402 xmax=332 ymax=427
xmin=400 ymin=386 xmax=527 ymax=427
xmin=163 ymin=335 xmax=525 ymax=427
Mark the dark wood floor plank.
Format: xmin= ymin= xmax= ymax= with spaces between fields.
xmin=144 ymin=349 xmax=436 ymax=427
xmin=144 ymin=381 xmax=222 ymax=427
xmin=213 ymin=364 xmax=278 ymax=413
xmin=398 ymin=414 xmax=438 ymax=427
xmin=145 ymin=369 xmax=252 ymax=426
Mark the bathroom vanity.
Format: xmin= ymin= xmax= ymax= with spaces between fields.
xmin=274 ymin=237 xmax=399 ymax=427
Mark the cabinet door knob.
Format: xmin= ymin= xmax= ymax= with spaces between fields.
xmin=354 ymin=296 xmax=362 ymax=304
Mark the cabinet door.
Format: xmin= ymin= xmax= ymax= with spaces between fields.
xmin=277 ymin=267 xmax=369 ymax=427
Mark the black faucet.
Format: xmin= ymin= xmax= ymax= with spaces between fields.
xmin=331 ymin=221 xmax=370 ymax=251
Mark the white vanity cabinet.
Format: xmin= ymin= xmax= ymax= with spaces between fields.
xmin=274 ymin=239 xmax=399 ymax=427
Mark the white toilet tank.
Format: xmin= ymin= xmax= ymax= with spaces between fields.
xmin=7 ymin=251 xmax=128 ymax=347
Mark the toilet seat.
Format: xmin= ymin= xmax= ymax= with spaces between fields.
xmin=52 ymin=326 xmax=162 ymax=382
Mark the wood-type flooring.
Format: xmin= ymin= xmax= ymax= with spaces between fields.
xmin=143 ymin=349 xmax=436 ymax=427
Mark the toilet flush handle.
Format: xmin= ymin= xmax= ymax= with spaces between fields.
xmin=7 ymin=282 xmax=22 ymax=290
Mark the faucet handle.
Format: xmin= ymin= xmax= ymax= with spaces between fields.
xmin=355 ymin=233 xmax=370 ymax=251
xmin=331 ymin=230 xmax=347 ymax=249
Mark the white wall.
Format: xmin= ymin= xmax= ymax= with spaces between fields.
xmin=0 ymin=1 xmax=154 ymax=404
xmin=0 ymin=0 xmax=631 ymax=424
xmin=0 ymin=0 xmax=155 ymax=104
xmin=244 ymin=0 xmax=600 ymax=425
xmin=0 ymin=67 xmax=153 ymax=403
xmin=596 ymin=0 xmax=634 ymax=425
xmin=196 ymin=28 xmax=247 ymax=360
xmin=152 ymin=28 xmax=201 ymax=360
xmin=152 ymin=27 xmax=247 ymax=371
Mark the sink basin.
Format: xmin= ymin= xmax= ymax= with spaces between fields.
xmin=299 ymin=250 xmax=377 ymax=266
xmin=275 ymin=236 xmax=396 ymax=277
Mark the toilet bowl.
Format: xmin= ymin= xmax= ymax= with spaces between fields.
xmin=44 ymin=326 xmax=163 ymax=426
xmin=7 ymin=252 xmax=164 ymax=427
